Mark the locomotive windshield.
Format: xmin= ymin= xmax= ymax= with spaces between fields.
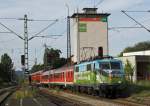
xmin=110 ymin=62 xmax=121 ymax=70
xmin=100 ymin=62 xmax=121 ymax=70
xmin=101 ymin=63 xmax=110 ymax=69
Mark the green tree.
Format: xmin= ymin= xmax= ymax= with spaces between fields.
xmin=30 ymin=64 xmax=44 ymax=73
xmin=124 ymin=59 xmax=134 ymax=82
xmin=146 ymin=65 xmax=150 ymax=80
xmin=43 ymin=48 xmax=67 ymax=69
xmin=119 ymin=41 xmax=150 ymax=56
xmin=0 ymin=53 xmax=13 ymax=82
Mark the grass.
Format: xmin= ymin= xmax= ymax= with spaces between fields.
xmin=14 ymin=87 xmax=37 ymax=99
xmin=125 ymin=80 xmax=150 ymax=103
xmin=129 ymin=80 xmax=150 ymax=94
xmin=14 ymin=79 xmax=38 ymax=99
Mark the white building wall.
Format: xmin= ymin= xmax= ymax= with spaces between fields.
xmin=71 ymin=18 xmax=108 ymax=63
xmin=123 ymin=50 xmax=150 ymax=56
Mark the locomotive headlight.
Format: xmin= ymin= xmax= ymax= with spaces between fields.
xmin=109 ymin=74 xmax=112 ymax=80
xmin=118 ymin=81 xmax=121 ymax=83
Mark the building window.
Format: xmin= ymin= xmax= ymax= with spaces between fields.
xmin=101 ymin=17 xmax=107 ymax=22
xmin=79 ymin=23 xmax=87 ymax=32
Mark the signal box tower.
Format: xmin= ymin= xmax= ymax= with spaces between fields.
xmin=71 ymin=8 xmax=110 ymax=63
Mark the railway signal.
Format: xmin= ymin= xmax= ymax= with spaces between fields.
xmin=21 ymin=55 xmax=25 ymax=66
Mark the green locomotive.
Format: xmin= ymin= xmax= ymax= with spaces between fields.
xmin=74 ymin=58 xmax=125 ymax=97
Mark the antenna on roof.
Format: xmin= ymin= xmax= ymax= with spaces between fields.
xmin=94 ymin=0 xmax=96 ymax=8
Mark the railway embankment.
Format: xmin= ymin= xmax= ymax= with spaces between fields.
xmin=39 ymin=81 xmax=150 ymax=106
xmin=40 ymin=87 xmax=143 ymax=106
xmin=0 ymin=86 xmax=17 ymax=105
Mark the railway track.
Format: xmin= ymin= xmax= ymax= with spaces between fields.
xmin=75 ymin=91 xmax=148 ymax=106
xmin=40 ymin=87 xmax=149 ymax=106
xmin=2 ymin=86 xmax=148 ymax=106
xmin=38 ymin=89 xmax=88 ymax=106
xmin=0 ymin=86 xmax=17 ymax=106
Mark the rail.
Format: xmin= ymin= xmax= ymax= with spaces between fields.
xmin=0 ymin=86 xmax=17 ymax=105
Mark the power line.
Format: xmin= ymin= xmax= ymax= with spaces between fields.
xmin=0 ymin=38 xmax=16 ymax=43
xmin=121 ymin=10 xmax=150 ymax=32
xmin=0 ymin=31 xmax=11 ymax=33
xmin=110 ymin=17 xmax=150 ymax=31
xmin=0 ymin=22 xmax=24 ymax=40
xmin=0 ymin=15 xmax=65 ymax=71
xmin=28 ymin=19 xmax=58 ymax=22
xmin=0 ymin=17 xmax=58 ymax=21
xmin=109 ymin=26 xmax=142 ymax=30
xmin=31 ymin=19 xmax=58 ymax=38
xmin=0 ymin=18 xmax=18 ymax=20
xmin=123 ymin=10 xmax=150 ymax=12
xmin=28 ymin=35 xmax=62 ymax=41
xmin=95 ymin=0 xmax=105 ymax=7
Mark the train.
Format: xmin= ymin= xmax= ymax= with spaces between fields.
xmin=30 ymin=57 xmax=126 ymax=97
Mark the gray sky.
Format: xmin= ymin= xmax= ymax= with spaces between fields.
xmin=0 ymin=0 xmax=150 ymax=70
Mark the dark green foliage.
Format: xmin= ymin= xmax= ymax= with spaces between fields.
xmin=127 ymin=80 xmax=150 ymax=95
xmin=119 ymin=41 xmax=150 ymax=56
xmin=146 ymin=65 xmax=150 ymax=80
xmin=43 ymin=48 xmax=61 ymax=66
xmin=43 ymin=48 xmax=67 ymax=69
xmin=30 ymin=64 xmax=44 ymax=73
xmin=31 ymin=48 xmax=67 ymax=73
xmin=124 ymin=59 xmax=134 ymax=82
xmin=51 ymin=58 xmax=67 ymax=69
xmin=0 ymin=53 xmax=13 ymax=83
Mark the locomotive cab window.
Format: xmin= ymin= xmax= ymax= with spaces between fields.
xmin=75 ymin=66 xmax=79 ymax=72
xmin=87 ymin=64 xmax=91 ymax=71
xmin=100 ymin=63 xmax=110 ymax=70
xmin=110 ymin=62 xmax=121 ymax=70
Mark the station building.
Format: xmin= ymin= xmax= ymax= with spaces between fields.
xmin=70 ymin=8 xmax=110 ymax=63
xmin=118 ymin=50 xmax=150 ymax=82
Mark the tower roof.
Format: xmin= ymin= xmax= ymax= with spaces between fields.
xmin=71 ymin=8 xmax=110 ymax=18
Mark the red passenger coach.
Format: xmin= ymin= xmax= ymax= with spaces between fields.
xmin=31 ymin=66 xmax=74 ymax=87
xmin=41 ymin=71 xmax=50 ymax=84
xmin=49 ymin=66 xmax=74 ymax=86
xmin=30 ymin=70 xmax=43 ymax=84
xmin=66 ymin=66 xmax=74 ymax=83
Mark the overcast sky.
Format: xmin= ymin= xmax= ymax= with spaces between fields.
xmin=0 ymin=0 xmax=150 ymax=70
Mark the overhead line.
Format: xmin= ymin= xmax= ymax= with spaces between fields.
xmin=95 ymin=0 xmax=105 ymax=7
xmin=31 ymin=19 xmax=58 ymax=38
xmin=0 ymin=32 xmax=11 ymax=33
xmin=0 ymin=22 xmax=24 ymax=40
xmin=0 ymin=18 xmax=18 ymax=20
xmin=121 ymin=10 xmax=150 ymax=32
xmin=109 ymin=26 xmax=142 ymax=30
xmin=29 ymin=19 xmax=58 ymax=21
xmin=124 ymin=10 xmax=150 ymax=12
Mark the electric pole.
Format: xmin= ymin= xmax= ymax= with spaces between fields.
xmin=24 ymin=14 xmax=29 ymax=73
xmin=44 ymin=43 xmax=48 ymax=71
xmin=0 ymin=15 xmax=62 ymax=76
xmin=66 ymin=4 xmax=71 ymax=65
